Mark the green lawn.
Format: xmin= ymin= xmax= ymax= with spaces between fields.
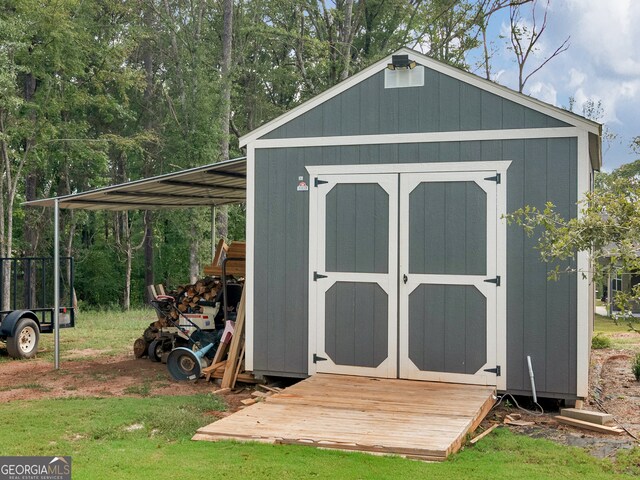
xmin=594 ymin=314 xmax=640 ymax=349
xmin=0 ymin=395 xmax=637 ymax=480
xmin=0 ymin=308 xmax=152 ymax=364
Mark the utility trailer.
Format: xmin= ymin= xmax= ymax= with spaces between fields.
xmin=0 ymin=257 xmax=75 ymax=359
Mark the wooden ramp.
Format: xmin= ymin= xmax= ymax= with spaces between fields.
xmin=193 ymin=374 xmax=496 ymax=461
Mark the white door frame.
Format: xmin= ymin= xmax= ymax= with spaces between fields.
xmin=307 ymin=161 xmax=510 ymax=391
xmin=399 ymin=171 xmax=498 ymax=385
xmin=308 ymin=173 xmax=398 ymax=378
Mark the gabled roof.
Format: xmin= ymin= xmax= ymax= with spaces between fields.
xmin=25 ymin=157 xmax=246 ymax=211
xmin=239 ymin=47 xmax=601 ymax=147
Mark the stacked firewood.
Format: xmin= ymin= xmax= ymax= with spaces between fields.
xmin=173 ymin=277 xmax=222 ymax=315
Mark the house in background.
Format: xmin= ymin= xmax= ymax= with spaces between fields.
xmin=240 ymin=48 xmax=601 ymax=402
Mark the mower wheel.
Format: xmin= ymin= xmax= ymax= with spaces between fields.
xmin=148 ymin=340 xmax=165 ymax=362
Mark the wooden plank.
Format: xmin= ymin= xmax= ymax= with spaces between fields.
xmin=555 ymin=416 xmax=624 ymax=434
xmin=560 ymin=408 xmax=614 ymax=426
xmin=155 ymin=283 xmax=166 ymax=296
xmin=469 ymin=424 xmax=499 ymax=444
xmin=221 ymin=284 xmax=246 ymax=388
xmin=231 ymin=343 xmax=246 ymax=389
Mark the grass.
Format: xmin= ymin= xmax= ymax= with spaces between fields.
xmin=0 ymin=395 xmax=637 ymax=480
xmin=593 ymin=315 xmax=640 ymax=350
xmin=0 ymin=382 xmax=52 ymax=392
xmin=0 ymin=308 xmax=153 ymax=364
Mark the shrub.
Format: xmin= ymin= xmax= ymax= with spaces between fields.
xmin=632 ymin=353 xmax=640 ymax=382
xmin=591 ymin=334 xmax=612 ymax=349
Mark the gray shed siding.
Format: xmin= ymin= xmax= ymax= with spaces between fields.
xmin=262 ymin=68 xmax=569 ymax=140
xmin=253 ymin=137 xmax=579 ymax=398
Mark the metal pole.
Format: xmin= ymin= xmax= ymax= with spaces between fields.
xmin=211 ymin=206 xmax=216 ymax=259
xmin=54 ymin=199 xmax=60 ymax=370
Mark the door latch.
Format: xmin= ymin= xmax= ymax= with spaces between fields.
xmin=403 ymin=274 xmax=408 ymax=284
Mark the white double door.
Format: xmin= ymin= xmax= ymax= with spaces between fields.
xmin=309 ymin=168 xmax=502 ymax=386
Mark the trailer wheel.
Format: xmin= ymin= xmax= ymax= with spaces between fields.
xmin=6 ymin=318 xmax=39 ymax=359
xmin=148 ymin=340 xmax=164 ymax=362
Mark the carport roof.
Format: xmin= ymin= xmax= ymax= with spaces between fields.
xmin=25 ymin=157 xmax=247 ymax=211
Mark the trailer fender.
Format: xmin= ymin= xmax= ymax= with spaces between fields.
xmin=0 ymin=310 xmax=40 ymax=337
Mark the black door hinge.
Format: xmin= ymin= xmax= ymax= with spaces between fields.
xmin=484 ymin=173 xmax=501 ymax=184
xmin=313 ymin=354 xmax=327 ymax=363
xmin=314 ymin=178 xmax=328 ymax=187
xmin=484 ymin=366 xmax=501 ymax=376
xmin=484 ymin=276 xmax=501 ymax=286
xmin=313 ymin=272 xmax=328 ymax=281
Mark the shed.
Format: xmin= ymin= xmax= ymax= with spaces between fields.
xmin=241 ymin=48 xmax=601 ymax=401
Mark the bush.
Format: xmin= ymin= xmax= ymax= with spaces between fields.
xmin=632 ymin=353 xmax=640 ymax=382
xmin=591 ymin=334 xmax=612 ymax=349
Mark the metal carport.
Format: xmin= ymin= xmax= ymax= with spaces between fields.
xmin=25 ymin=156 xmax=247 ymax=368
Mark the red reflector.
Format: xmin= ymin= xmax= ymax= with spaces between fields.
xmin=62 ymin=307 xmax=67 ymax=313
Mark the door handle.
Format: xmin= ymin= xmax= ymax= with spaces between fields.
xmin=403 ymin=274 xmax=408 ymax=284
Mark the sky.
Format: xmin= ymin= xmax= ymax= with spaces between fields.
xmin=465 ymin=0 xmax=640 ymax=171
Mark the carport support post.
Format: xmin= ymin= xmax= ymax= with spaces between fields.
xmin=54 ymin=198 xmax=60 ymax=370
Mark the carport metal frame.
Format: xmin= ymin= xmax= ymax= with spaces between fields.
xmin=25 ymin=157 xmax=247 ymax=369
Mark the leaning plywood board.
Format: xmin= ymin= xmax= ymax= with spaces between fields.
xmin=221 ymin=285 xmax=246 ymax=388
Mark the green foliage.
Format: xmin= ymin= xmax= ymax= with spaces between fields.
xmin=591 ymin=334 xmax=612 ymax=350
xmin=632 ymin=352 xmax=640 ymax=382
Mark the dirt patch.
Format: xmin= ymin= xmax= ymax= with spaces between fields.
xmin=480 ymin=331 xmax=640 ymax=459
xmin=0 ymin=352 xmax=253 ymax=409
xmin=591 ymin=349 xmax=640 ymax=438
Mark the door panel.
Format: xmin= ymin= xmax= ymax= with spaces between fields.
xmin=409 ymin=181 xmax=487 ymax=275
xmin=311 ymin=174 xmax=398 ymax=378
xmin=400 ymin=172 xmax=498 ymax=385
xmin=325 ymin=282 xmax=388 ymax=368
xmin=408 ymin=284 xmax=486 ymax=374
xmin=326 ymin=183 xmax=389 ymax=273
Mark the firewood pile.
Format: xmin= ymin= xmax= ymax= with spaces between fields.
xmin=171 ymin=277 xmax=223 ymax=317
xmin=134 ymin=241 xmax=257 ymax=388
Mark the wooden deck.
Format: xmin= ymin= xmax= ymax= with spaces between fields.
xmin=193 ymin=374 xmax=496 ymax=460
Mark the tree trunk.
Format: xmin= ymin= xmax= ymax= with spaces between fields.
xmin=216 ymin=0 xmax=234 ymax=245
xmin=220 ymin=0 xmax=234 ymax=162
xmin=339 ymin=0 xmax=355 ymax=80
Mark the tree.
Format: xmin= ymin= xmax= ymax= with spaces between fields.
xmin=508 ymin=0 xmax=569 ymax=92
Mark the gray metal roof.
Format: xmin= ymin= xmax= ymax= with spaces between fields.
xmin=25 ymin=157 xmax=247 ymax=211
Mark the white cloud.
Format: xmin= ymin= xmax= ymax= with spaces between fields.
xmin=527 ymin=81 xmax=557 ymax=105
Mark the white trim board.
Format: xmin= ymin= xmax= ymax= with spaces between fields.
xmin=244 ymin=145 xmax=255 ymax=372
xmin=239 ymin=47 xmax=599 ymax=147
xmin=252 ymin=127 xmax=581 ymax=150
xmin=576 ymin=130 xmax=591 ymax=398
xmin=307 ymin=161 xmax=512 ymax=176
